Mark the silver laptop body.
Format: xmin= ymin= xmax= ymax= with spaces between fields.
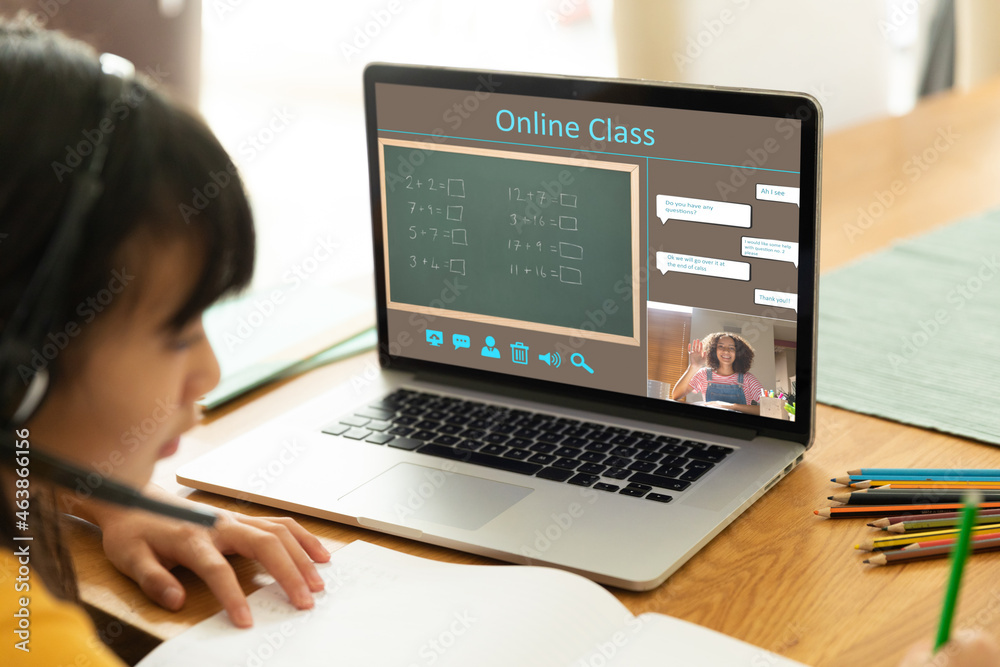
xmin=179 ymin=64 xmax=821 ymax=591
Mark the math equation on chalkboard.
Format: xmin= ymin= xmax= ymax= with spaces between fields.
xmin=379 ymin=138 xmax=641 ymax=344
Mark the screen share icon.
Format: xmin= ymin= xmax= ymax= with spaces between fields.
xmin=426 ymin=329 xmax=444 ymax=347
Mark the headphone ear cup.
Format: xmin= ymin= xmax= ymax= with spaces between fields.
xmin=0 ymin=339 xmax=50 ymax=427
xmin=11 ymin=366 xmax=49 ymax=426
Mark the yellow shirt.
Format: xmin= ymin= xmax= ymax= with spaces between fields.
xmin=1 ymin=547 xmax=124 ymax=666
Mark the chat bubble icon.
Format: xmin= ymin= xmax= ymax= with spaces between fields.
xmin=655 ymin=252 xmax=750 ymax=281
xmin=754 ymin=289 xmax=798 ymax=313
xmin=741 ymin=236 xmax=799 ymax=268
xmin=755 ymin=184 xmax=799 ymax=207
xmin=656 ymin=195 xmax=751 ymax=228
xmin=452 ymin=334 xmax=470 ymax=350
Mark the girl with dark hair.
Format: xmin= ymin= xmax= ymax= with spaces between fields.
xmin=0 ymin=17 xmax=328 ymax=665
xmin=670 ymin=331 xmax=763 ymax=415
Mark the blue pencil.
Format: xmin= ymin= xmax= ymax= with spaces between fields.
xmin=834 ymin=475 xmax=1000 ymax=484
xmin=849 ymin=469 xmax=1000 ymax=477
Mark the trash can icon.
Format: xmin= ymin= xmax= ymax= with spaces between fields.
xmin=510 ymin=342 xmax=529 ymax=365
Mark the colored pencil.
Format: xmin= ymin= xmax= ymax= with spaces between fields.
xmin=849 ymin=469 xmax=1000 ymax=477
xmin=855 ymin=524 xmax=1000 ymax=551
xmin=868 ymin=507 xmax=1000 ymax=528
xmin=830 ymin=491 xmax=1000 ymax=506
xmin=864 ymin=536 xmax=1000 ymax=566
xmin=815 ymin=502 xmax=1000 ymax=518
xmin=848 ymin=480 xmax=1000 ymax=489
xmin=935 ymin=493 xmax=980 ymax=651
xmin=885 ymin=515 xmax=1000 ymax=533
xmin=900 ymin=531 xmax=1000 ymax=550
xmin=848 ymin=469 xmax=1000 ymax=477
xmin=867 ymin=482 xmax=1000 ymax=490
xmin=833 ymin=475 xmax=1000 ymax=485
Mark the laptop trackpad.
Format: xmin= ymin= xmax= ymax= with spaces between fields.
xmin=339 ymin=463 xmax=533 ymax=532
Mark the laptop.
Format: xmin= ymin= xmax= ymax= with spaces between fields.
xmin=178 ymin=64 xmax=821 ymax=591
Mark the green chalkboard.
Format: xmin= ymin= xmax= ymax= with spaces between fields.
xmin=380 ymin=140 xmax=638 ymax=341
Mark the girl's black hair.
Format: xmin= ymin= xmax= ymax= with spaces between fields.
xmin=0 ymin=16 xmax=255 ymax=598
xmin=0 ymin=17 xmax=255 ymax=335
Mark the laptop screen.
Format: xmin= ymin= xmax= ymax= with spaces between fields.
xmin=365 ymin=65 xmax=819 ymax=438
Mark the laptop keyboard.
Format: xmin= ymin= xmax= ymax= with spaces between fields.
xmin=320 ymin=389 xmax=734 ymax=503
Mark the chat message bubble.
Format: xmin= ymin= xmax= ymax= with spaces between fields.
xmin=656 ymin=195 xmax=751 ymax=228
xmin=754 ymin=289 xmax=797 ymax=313
xmin=741 ymin=237 xmax=799 ymax=268
xmin=756 ymin=184 xmax=799 ymax=207
xmin=452 ymin=334 xmax=470 ymax=350
xmin=655 ymin=252 xmax=750 ymax=281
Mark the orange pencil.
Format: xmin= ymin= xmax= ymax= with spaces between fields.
xmin=901 ymin=531 xmax=1000 ymax=550
xmin=815 ymin=502 xmax=1000 ymax=519
xmin=879 ymin=483 xmax=1000 ymax=490
xmin=850 ymin=480 xmax=1000 ymax=489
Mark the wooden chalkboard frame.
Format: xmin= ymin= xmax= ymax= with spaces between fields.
xmin=378 ymin=138 xmax=641 ymax=346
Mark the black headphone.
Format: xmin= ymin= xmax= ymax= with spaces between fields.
xmin=0 ymin=53 xmax=215 ymax=527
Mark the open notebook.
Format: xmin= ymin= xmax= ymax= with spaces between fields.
xmin=137 ymin=541 xmax=807 ymax=666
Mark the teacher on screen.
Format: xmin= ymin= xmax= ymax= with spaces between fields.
xmin=671 ymin=332 xmax=763 ymax=415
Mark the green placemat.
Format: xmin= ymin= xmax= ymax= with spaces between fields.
xmin=817 ymin=209 xmax=1000 ymax=444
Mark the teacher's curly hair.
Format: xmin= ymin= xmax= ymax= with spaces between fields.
xmin=702 ymin=332 xmax=755 ymax=374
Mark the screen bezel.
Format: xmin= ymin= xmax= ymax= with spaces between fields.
xmin=363 ymin=63 xmax=821 ymax=448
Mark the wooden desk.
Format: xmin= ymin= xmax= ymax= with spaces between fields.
xmin=69 ymin=76 xmax=1000 ymax=666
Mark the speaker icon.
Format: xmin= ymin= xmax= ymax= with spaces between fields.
xmin=538 ymin=351 xmax=562 ymax=368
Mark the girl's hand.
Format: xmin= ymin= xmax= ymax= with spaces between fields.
xmin=899 ymin=630 xmax=1000 ymax=666
xmin=687 ymin=338 xmax=709 ymax=369
xmin=85 ymin=485 xmax=331 ymax=627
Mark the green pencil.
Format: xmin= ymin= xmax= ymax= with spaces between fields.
xmin=934 ymin=491 xmax=981 ymax=651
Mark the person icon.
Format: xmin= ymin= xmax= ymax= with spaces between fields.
xmin=481 ymin=335 xmax=501 ymax=358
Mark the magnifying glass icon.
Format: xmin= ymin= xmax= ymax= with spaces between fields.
xmin=570 ymin=353 xmax=594 ymax=374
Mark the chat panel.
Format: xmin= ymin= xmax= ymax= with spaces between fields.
xmin=756 ymin=183 xmax=799 ymax=207
xmin=656 ymin=194 xmax=751 ymax=228
xmin=741 ymin=237 xmax=798 ymax=268
xmin=646 ymin=158 xmax=800 ymax=320
xmin=655 ymin=252 xmax=750 ymax=281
